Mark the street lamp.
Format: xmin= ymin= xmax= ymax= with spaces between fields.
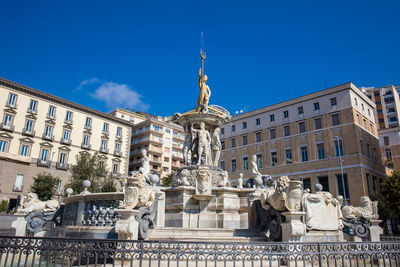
xmin=335 ymin=136 xmax=347 ymax=206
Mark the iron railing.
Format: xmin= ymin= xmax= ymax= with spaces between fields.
xmin=0 ymin=236 xmax=399 ymax=267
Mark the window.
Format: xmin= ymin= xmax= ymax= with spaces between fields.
xmin=221 ymin=140 xmax=225 ymax=150
xmin=270 ymin=114 xmax=275 ymax=122
xmin=298 ymin=121 xmax=305 ymax=133
xmin=330 ymin=97 xmax=337 ymax=106
xmin=14 ymin=174 xmax=23 ymax=191
xmin=317 ymin=143 xmax=325 ymax=159
xmin=242 ymin=135 xmax=248 ymax=146
xmin=85 ymin=117 xmax=92 ymax=129
xmin=103 ymin=123 xmax=109 ymax=133
xmin=3 ymin=114 xmax=13 ymax=127
xmin=318 ymin=176 xmax=330 ymax=192
xmin=115 ymin=143 xmax=121 ymax=153
xmin=255 ymin=132 xmax=262 ymax=143
xmin=230 ymin=138 xmax=236 ymax=148
xmin=113 ymin=163 xmax=119 ymax=175
xmin=334 ymin=139 xmax=344 ymax=156
xmin=242 ymin=156 xmax=248 ymax=171
xmin=20 ymin=144 xmax=29 ymax=156
xmin=25 ymin=119 xmax=34 ymax=133
xmin=368 ymin=109 xmax=371 ymax=116
xmin=376 ymin=101 xmax=381 ymax=105
xmin=361 ymin=103 xmax=365 ymax=111
xmin=360 ymin=139 xmax=365 ymax=155
xmin=256 ymin=154 xmax=262 ymax=169
xmin=242 ymin=122 xmax=247 ymax=130
xmin=165 ymin=128 xmax=171 ymax=134
xmin=367 ymin=143 xmax=371 ymax=158
xmin=354 ymin=98 xmax=358 ymax=106
xmin=271 ymin=152 xmax=278 ymax=166
xmin=283 ymin=110 xmax=289 ymax=118
xmin=383 ymin=136 xmax=390 ymax=146
xmin=270 ymin=128 xmax=276 ymax=139
xmin=59 ymin=152 xmax=67 ymax=165
xmin=40 ymin=149 xmax=49 ymax=162
xmin=0 ymin=140 xmax=7 ymax=152
xmin=231 ymin=125 xmax=236 ymax=132
xmin=220 ymin=161 xmax=225 ymax=170
xmin=62 ymin=129 xmax=70 ymax=141
xmin=314 ymin=102 xmax=320 ymax=111
xmin=29 ymin=99 xmax=37 ymax=113
xmin=374 ymin=92 xmax=380 ymax=96
xmin=285 ymin=148 xmax=292 ymax=164
xmin=7 ymin=93 xmax=17 ymax=107
xmin=283 ymin=125 xmax=290 ymax=136
xmin=314 ymin=118 xmax=322 ymax=129
xmin=65 ymin=111 xmax=72 ymax=122
xmin=298 ymin=106 xmax=304 ymax=115
xmin=256 ymin=118 xmax=260 ymax=126
xmin=385 ymin=149 xmax=392 ymax=161
xmin=331 ymin=114 xmax=340 ymax=126
xmin=231 ymin=159 xmax=237 ymax=172
xmin=48 ymin=105 xmax=56 ymax=118
xmin=303 ymin=178 xmax=311 ymax=192
xmin=373 ymin=147 xmax=377 ymax=161
xmin=153 ymin=125 xmax=163 ymax=133
xmin=99 ymin=161 xmax=104 ymax=168
xmin=164 ymin=157 xmax=169 ymax=162
xmin=101 ymin=139 xmax=108 ymax=151
xmin=337 ymin=174 xmax=350 ymax=199
xmin=221 ymin=128 xmax=224 ymax=135
xmin=116 ymin=127 xmax=122 ymax=138
xmin=44 ymin=125 xmax=53 ymax=138
xmin=372 ymin=176 xmax=377 ymax=192
xmin=301 ymin=146 xmax=308 ymax=162
xmin=83 ymin=135 xmax=90 ymax=147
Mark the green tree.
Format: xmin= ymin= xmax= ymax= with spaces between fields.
xmin=65 ymin=153 xmax=109 ymax=194
xmin=31 ymin=173 xmax=60 ymax=201
xmin=376 ymin=170 xmax=400 ymax=219
xmin=99 ymin=174 xmax=117 ymax=192
xmin=161 ymin=173 xmax=175 ymax=187
xmin=0 ymin=200 xmax=9 ymax=213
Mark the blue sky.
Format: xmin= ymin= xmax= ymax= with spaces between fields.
xmin=0 ymin=0 xmax=399 ymax=116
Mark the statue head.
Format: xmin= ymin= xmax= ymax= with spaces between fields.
xmin=239 ymin=173 xmax=243 ymax=178
xmin=203 ymin=75 xmax=208 ymax=82
xmin=315 ymin=183 xmax=323 ymax=192
xmin=200 ymin=122 xmax=205 ymax=130
xmin=27 ymin=193 xmax=38 ymax=202
xmin=360 ymin=196 xmax=371 ymax=207
xmin=141 ymin=149 xmax=147 ymax=157
xmin=214 ymin=127 xmax=220 ymax=134
xmin=252 ymin=154 xmax=257 ymax=162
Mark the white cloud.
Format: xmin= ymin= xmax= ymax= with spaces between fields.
xmin=75 ymin=78 xmax=100 ymax=92
xmin=89 ymin=81 xmax=149 ymax=111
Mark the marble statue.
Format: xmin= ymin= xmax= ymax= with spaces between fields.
xmin=237 ymin=173 xmax=243 ymax=189
xmin=342 ymin=196 xmax=379 ymax=220
xmin=218 ymin=171 xmax=230 ymax=187
xmin=191 ymin=122 xmax=211 ymax=165
xmin=183 ymin=126 xmax=192 ymax=166
xmin=119 ymin=172 xmax=155 ymax=209
xmin=197 ymin=166 xmax=212 ymax=195
xmin=250 ymin=154 xmax=270 ymax=188
xmin=17 ymin=193 xmax=60 ymax=214
xmin=211 ymin=127 xmax=222 ymax=166
xmin=302 ymin=183 xmax=343 ymax=231
xmin=139 ymin=149 xmax=151 ymax=183
xmin=195 ymin=50 xmax=211 ymax=112
xmin=261 ymin=176 xmax=291 ymax=211
xmin=174 ymin=168 xmax=191 ymax=186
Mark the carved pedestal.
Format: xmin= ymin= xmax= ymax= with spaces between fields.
xmin=115 ymin=209 xmax=140 ymax=240
xmin=369 ymin=219 xmax=383 ymax=242
xmin=281 ymin=211 xmax=306 ymax=242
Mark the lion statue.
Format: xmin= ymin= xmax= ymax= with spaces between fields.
xmin=17 ymin=193 xmax=60 ymax=214
xmin=261 ymin=176 xmax=291 ymax=211
xmin=342 ymin=196 xmax=379 ymax=220
xmin=119 ymin=172 xmax=155 ymax=209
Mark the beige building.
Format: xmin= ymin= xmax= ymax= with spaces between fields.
xmin=130 ymin=118 xmax=185 ymax=178
xmin=219 ymin=82 xmax=386 ymax=205
xmin=109 ymin=108 xmax=147 ymax=125
xmin=0 ymin=78 xmax=132 ymax=203
xmin=362 ymin=85 xmax=400 ymax=170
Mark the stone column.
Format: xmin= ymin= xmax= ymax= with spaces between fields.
xmin=115 ymin=209 xmax=140 ymax=240
xmin=281 ymin=211 xmax=306 ymax=242
xmin=369 ymin=219 xmax=383 ymax=242
xmin=155 ymin=190 xmax=165 ymax=228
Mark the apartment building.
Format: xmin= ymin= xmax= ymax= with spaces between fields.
xmin=130 ymin=118 xmax=185 ymax=177
xmin=0 ymin=78 xmax=132 ymax=202
xmin=362 ymin=85 xmax=400 ymax=170
xmin=219 ymin=82 xmax=386 ymax=205
xmin=109 ymin=108 xmax=147 ymax=125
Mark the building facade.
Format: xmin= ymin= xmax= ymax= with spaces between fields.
xmin=219 ymin=82 xmax=386 ymax=205
xmin=0 ymin=78 xmax=132 ymax=203
xmin=362 ymin=85 xmax=400 ymax=170
xmin=130 ymin=119 xmax=185 ymax=178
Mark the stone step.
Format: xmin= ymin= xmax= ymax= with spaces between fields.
xmin=148 ymin=227 xmax=266 ymax=242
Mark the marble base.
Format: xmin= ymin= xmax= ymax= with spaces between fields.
xmin=164 ymin=186 xmax=254 ymax=229
xmin=281 ymin=211 xmax=306 ymax=242
xmin=302 ymin=230 xmax=344 ymax=242
xmin=369 ymin=219 xmax=383 ymax=242
xmin=114 ymin=209 xmax=140 ymax=240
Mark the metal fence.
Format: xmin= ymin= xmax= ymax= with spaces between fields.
xmin=0 ymin=236 xmax=399 ymax=267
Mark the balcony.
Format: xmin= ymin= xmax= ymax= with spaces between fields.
xmin=5 ymin=103 xmax=18 ymax=109
xmin=42 ymin=133 xmax=54 ymax=141
xmin=46 ymin=114 xmax=56 ymax=120
xmin=114 ymin=150 xmax=122 ymax=157
xmin=37 ymin=159 xmax=51 ymax=167
xmin=26 ymin=108 xmax=37 ymax=115
xmin=13 ymin=185 xmax=23 ymax=192
xmin=22 ymin=129 xmax=35 ymax=137
xmin=0 ymin=123 xmax=14 ymax=132
xmin=56 ymin=162 xmax=69 ymax=170
xmin=99 ymin=147 xmax=109 ymax=154
xmin=81 ymin=143 xmax=91 ymax=150
xmin=64 ymin=119 xmax=73 ymax=125
xmin=60 ymin=138 xmax=72 ymax=145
